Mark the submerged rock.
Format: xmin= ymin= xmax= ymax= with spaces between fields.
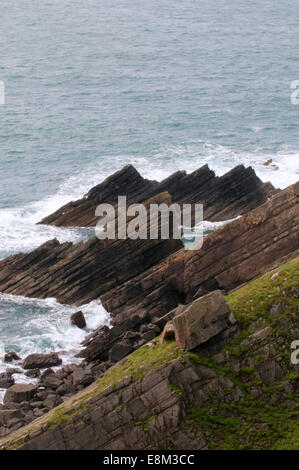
xmin=71 ymin=311 xmax=86 ymax=329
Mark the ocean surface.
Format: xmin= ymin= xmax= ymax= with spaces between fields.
xmin=0 ymin=0 xmax=298 ymax=397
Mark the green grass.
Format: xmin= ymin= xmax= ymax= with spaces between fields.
xmin=186 ymin=401 xmax=299 ymax=450
xmin=226 ymin=257 xmax=299 ymax=328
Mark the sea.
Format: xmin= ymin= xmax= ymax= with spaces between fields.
xmin=0 ymin=0 xmax=298 ymax=399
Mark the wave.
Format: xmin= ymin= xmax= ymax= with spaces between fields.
xmin=0 ymin=294 xmax=110 ymax=402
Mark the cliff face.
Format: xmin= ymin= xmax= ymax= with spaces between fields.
xmin=1 ymin=258 xmax=298 ymax=450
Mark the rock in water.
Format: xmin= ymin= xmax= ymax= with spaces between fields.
xmin=23 ymin=353 xmax=62 ymax=370
xmin=71 ymin=311 xmax=86 ymax=329
xmin=4 ymin=351 xmax=21 ymax=363
xmin=172 ymin=290 xmax=231 ymax=350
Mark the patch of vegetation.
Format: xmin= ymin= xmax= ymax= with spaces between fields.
xmin=226 ymin=257 xmax=299 ymax=328
xmin=186 ymin=401 xmax=299 ymax=450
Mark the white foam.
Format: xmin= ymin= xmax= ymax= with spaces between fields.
xmin=0 ymin=294 xmax=110 ymax=401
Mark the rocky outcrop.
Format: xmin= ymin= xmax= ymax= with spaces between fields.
xmin=0 ymin=165 xmax=275 ymax=308
xmin=0 ymin=192 xmax=182 ymax=305
xmin=0 ymin=165 xmax=297 ymax=448
xmin=39 ymin=164 xmax=275 ymax=227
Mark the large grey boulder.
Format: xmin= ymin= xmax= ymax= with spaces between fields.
xmin=23 ymin=353 xmax=62 ymax=370
xmin=172 ymin=290 xmax=231 ymax=350
xmin=4 ymin=384 xmax=37 ymax=405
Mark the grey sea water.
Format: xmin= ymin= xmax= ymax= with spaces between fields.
xmin=0 ymin=0 xmax=298 ymax=394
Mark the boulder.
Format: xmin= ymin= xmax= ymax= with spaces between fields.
xmin=25 ymin=369 xmax=40 ymax=378
xmin=23 ymin=353 xmax=62 ymax=370
xmin=0 ymin=409 xmax=23 ymax=426
xmin=72 ymin=368 xmax=94 ymax=387
xmin=4 ymin=351 xmax=21 ymax=363
xmin=41 ymin=373 xmax=63 ymax=390
xmin=0 ymin=372 xmax=14 ymax=389
xmin=172 ymin=290 xmax=231 ymax=350
xmin=5 ymin=367 xmax=22 ymax=375
xmin=3 ymin=384 xmax=37 ymax=405
xmin=71 ymin=311 xmax=86 ymax=329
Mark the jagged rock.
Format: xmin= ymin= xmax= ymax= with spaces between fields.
xmin=0 ymin=193 xmax=181 ymax=305
xmin=3 ymin=384 xmax=37 ymax=405
xmin=71 ymin=311 xmax=86 ymax=329
xmin=4 ymin=351 xmax=21 ymax=363
xmin=172 ymin=290 xmax=231 ymax=350
xmin=0 ymin=373 xmax=14 ymax=389
xmin=39 ymin=164 xmax=275 ymax=228
xmin=184 ymin=182 xmax=299 ymax=301
xmin=23 ymin=353 xmax=62 ymax=370
xmin=39 ymin=165 xmax=157 ymax=227
xmin=0 ymin=165 xmax=274 ymax=308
